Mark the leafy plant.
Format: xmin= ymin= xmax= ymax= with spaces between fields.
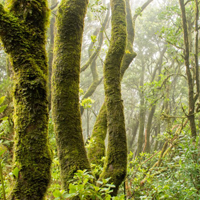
xmin=53 ymin=169 xmax=124 ymax=200
xmin=80 ymin=97 xmax=95 ymax=109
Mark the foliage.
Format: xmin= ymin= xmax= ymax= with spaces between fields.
xmin=52 ymin=169 xmax=124 ymax=200
xmin=126 ymin=133 xmax=200 ymax=199
xmin=81 ymin=97 xmax=95 ymax=109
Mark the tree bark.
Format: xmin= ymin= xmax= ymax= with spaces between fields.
xmin=0 ymin=0 xmax=52 ymax=199
xmin=87 ymin=102 xmax=107 ymax=168
xmin=48 ymin=0 xmax=57 ymax=110
xmin=99 ymin=0 xmax=127 ymax=196
xmin=179 ymin=0 xmax=196 ymax=139
xmin=87 ymin=0 xmax=137 ymax=167
xmin=51 ymin=0 xmax=90 ymax=190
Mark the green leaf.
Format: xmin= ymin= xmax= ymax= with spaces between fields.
xmin=13 ymin=167 xmax=19 ymax=179
xmin=63 ymin=193 xmax=77 ymax=198
xmin=0 ymin=144 xmax=7 ymax=157
xmin=0 ymin=105 xmax=7 ymax=114
xmin=0 ymin=116 xmax=8 ymax=121
xmin=97 ymin=180 xmax=103 ymax=185
xmin=69 ymin=183 xmax=77 ymax=193
xmin=0 ymin=96 xmax=5 ymax=105
xmin=53 ymin=190 xmax=62 ymax=198
xmin=91 ymin=35 xmax=97 ymax=43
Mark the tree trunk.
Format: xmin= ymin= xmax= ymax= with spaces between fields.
xmin=87 ymin=102 xmax=107 ymax=168
xmin=137 ymin=58 xmax=145 ymax=156
xmin=128 ymin=119 xmax=139 ymax=152
xmin=51 ymin=0 xmax=90 ymax=190
xmin=0 ymin=0 xmax=52 ymax=199
xmin=80 ymin=5 xmax=110 ymax=115
xmin=144 ymin=46 xmax=167 ymax=153
xmin=179 ymin=0 xmax=196 ymax=139
xmin=99 ymin=0 xmax=127 ymax=196
xmin=48 ymin=0 xmax=57 ymax=110
xmin=87 ymin=0 xmax=137 ymax=167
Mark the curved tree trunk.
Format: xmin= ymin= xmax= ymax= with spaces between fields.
xmin=87 ymin=0 xmax=137 ymax=167
xmin=0 ymin=0 xmax=52 ymax=199
xmin=87 ymin=102 xmax=107 ymax=168
xmin=99 ymin=0 xmax=127 ymax=196
xmin=51 ymin=0 xmax=90 ymax=190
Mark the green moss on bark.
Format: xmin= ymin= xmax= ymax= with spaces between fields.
xmin=51 ymin=0 xmax=90 ymax=190
xmin=87 ymin=0 xmax=136 ymax=170
xmin=99 ymin=0 xmax=127 ymax=196
xmin=87 ymin=102 xmax=107 ymax=168
xmin=48 ymin=0 xmax=57 ymax=110
xmin=0 ymin=1 xmax=51 ymax=199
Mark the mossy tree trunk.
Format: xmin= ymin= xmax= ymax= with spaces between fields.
xmin=51 ymin=0 xmax=90 ymax=190
xmin=87 ymin=102 xmax=107 ymax=168
xmin=48 ymin=0 xmax=57 ymax=110
xmin=99 ymin=0 xmax=127 ymax=196
xmin=87 ymin=0 xmax=154 ymax=168
xmin=87 ymin=0 xmax=137 ymax=168
xmin=0 ymin=0 xmax=52 ymax=199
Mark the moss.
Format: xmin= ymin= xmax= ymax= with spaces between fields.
xmin=48 ymin=0 xmax=57 ymax=110
xmin=0 ymin=1 xmax=51 ymax=199
xmin=87 ymin=102 xmax=107 ymax=169
xmin=51 ymin=0 xmax=90 ymax=190
xmin=87 ymin=0 xmax=137 ymax=168
xmin=99 ymin=0 xmax=127 ymax=196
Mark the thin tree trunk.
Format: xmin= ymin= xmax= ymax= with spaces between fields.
xmin=80 ymin=5 xmax=110 ymax=115
xmin=179 ymin=0 xmax=196 ymax=139
xmin=144 ymin=46 xmax=167 ymax=153
xmin=128 ymin=119 xmax=139 ymax=152
xmin=137 ymin=58 xmax=145 ymax=156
